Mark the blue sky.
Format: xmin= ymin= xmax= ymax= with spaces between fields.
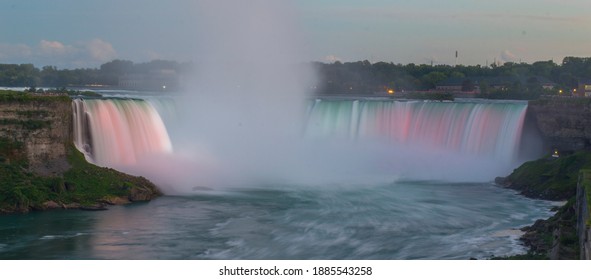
xmin=0 ymin=0 xmax=590 ymax=68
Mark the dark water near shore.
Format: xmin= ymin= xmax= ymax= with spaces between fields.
xmin=0 ymin=181 xmax=556 ymax=260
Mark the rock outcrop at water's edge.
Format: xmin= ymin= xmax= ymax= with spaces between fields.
xmin=494 ymin=151 xmax=591 ymax=259
xmin=0 ymin=90 xmax=162 ymax=214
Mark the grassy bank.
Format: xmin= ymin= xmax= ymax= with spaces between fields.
xmin=1 ymin=89 xmax=161 ymax=213
xmin=0 ymin=138 xmax=161 ymax=213
xmin=0 ymin=89 xmax=71 ymax=102
xmin=498 ymin=151 xmax=591 ymax=200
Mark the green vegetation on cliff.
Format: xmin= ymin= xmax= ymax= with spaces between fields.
xmin=1 ymin=91 xmax=160 ymax=212
xmin=0 ymin=89 xmax=70 ymax=103
xmin=0 ymin=118 xmax=51 ymax=130
xmin=0 ymin=138 xmax=161 ymax=213
xmin=0 ymin=136 xmax=50 ymax=211
xmin=24 ymin=87 xmax=102 ymax=98
xmin=500 ymin=151 xmax=591 ymax=200
xmin=582 ymin=170 xmax=591 ymax=223
xmin=61 ymin=144 xmax=161 ymax=204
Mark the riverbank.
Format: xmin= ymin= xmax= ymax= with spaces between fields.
xmin=494 ymin=151 xmax=591 ymax=259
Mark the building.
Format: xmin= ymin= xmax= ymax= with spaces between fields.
xmin=578 ymin=79 xmax=591 ymax=97
xmin=435 ymin=77 xmax=465 ymax=92
xmin=436 ymin=76 xmax=556 ymax=94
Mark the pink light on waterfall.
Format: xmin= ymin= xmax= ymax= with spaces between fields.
xmin=72 ymin=99 xmax=173 ymax=167
xmin=305 ymin=99 xmax=528 ymax=162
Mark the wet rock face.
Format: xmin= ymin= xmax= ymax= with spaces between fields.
xmin=528 ymin=99 xmax=591 ymax=152
xmin=0 ymin=99 xmax=72 ymax=175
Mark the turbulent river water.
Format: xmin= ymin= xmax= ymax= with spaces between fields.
xmin=0 ymin=181 xmax=556 ymax=259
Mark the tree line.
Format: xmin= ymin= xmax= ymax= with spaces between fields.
xmin=312 ymin=57 xmax=591 ymax=99
xmin=0 ymin=59 xmax=190 ymax=87
xmin=1 ymin=57 xmax=590 ymax=99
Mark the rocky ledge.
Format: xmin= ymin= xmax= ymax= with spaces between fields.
xmin=493 ymin=151 xmax=591 ymax=259
xmin=528 ymin=98 xmax=591 ymax=152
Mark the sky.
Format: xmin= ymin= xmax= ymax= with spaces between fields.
xmin=0 ymin=0 xmax=590 ymax=68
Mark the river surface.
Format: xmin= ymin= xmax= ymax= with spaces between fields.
xmin=0 ymin=181 xmax=555 ymax=259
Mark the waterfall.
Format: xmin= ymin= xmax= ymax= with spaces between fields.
xmin=72 ymin=98 xmax=173 ymax=167
xmin=71 ymin=97 xmax=530 ymax=185
xmin=305 ymin=99 xmax=527 ymax=163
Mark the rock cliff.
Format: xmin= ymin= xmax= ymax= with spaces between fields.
xmin=0 ymin=95 xmax=72 ymax=175
xmin=528 ymin=98 xmax=591 ymax=152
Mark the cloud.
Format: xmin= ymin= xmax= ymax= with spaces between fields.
xmin=39 ymin=40 xmax=76 ymax=56
xmin=324 ymin=55 xmax=342 ymax=63
xmin=500 ymin=50 xmax=518 ymax=63
xmin=86 ymin=38 xmax=117 ymax=62
xmin=142 ymin=50 xmax=163 ymax=61
xmin=0 ymin=39 xmax=118 ymax=68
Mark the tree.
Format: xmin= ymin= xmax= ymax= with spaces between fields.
xmin=421 ymin=71 xmax=447 ymax=89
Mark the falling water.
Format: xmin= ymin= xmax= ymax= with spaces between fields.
xmin=71 ymin=97 xmax=530 ymax=185
xmin=305 ymin=99 xmax=528 ymax=163
xmin=72 ymin=98 xmax=173 ymax=167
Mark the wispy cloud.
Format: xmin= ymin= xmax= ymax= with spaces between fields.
xmin=39 ymin=40 xmax=76 ymax=56
xmin=0 ymin=38 xmax=117 ymax=68
xmin=500 ymin=50 xmax=518 ymax=63
xmin=324 ymin=54 xmax=343 ymax=63
xmin=85 ymin=38 xmax=116 ymax=62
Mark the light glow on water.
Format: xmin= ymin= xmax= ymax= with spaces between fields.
xmin=0 ymin=181 xmax=557 ymax=260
